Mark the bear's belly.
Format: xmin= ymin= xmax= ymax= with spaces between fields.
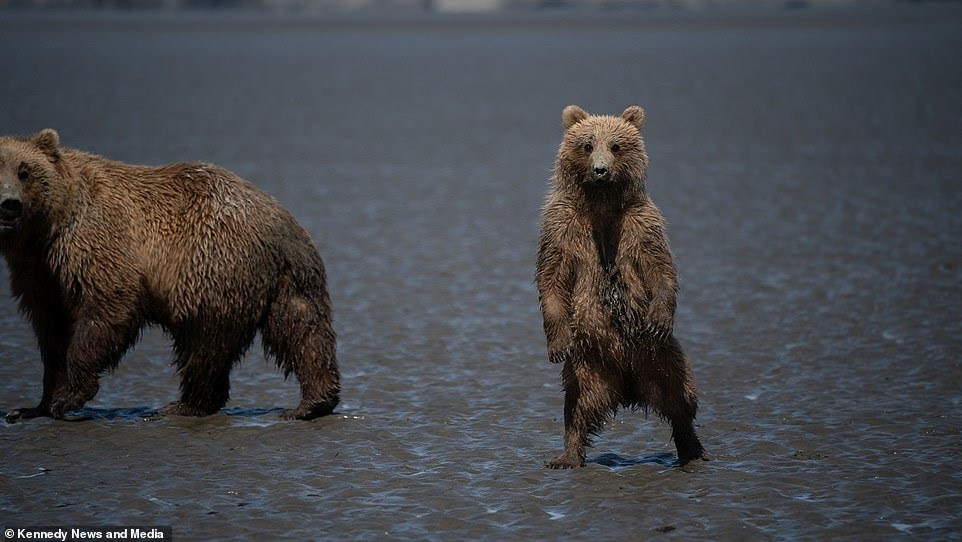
xmin=570 ymin=272 xmax=641 ymax=346
xmin=600 ymin=275 xmax=636 ymax=334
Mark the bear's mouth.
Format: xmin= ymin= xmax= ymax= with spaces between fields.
xmin=0 ymin=216 xmax=21 ymax=233
xmin=583 ymin=174 xmax=616 ymax=186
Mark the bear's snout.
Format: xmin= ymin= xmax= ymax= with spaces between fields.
xmin=590 ymin=153 xmax=614 ymax=182
xmin=589 ymin=163 xmax=613 ymax=183
xmin=0 ymin=193 xmax=23 ymax=232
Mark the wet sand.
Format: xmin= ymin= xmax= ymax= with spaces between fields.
xmin=1 ymin=4 xmax=961 ymax=539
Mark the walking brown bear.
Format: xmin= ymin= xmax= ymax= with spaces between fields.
xmin=536 ymin=105 xmax=706 ymax=468
xmin=0 ymin=129 xmax=338 ymax=421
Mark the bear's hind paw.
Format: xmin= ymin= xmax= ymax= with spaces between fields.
xmin=545 ymin=453 xmax=585 ymax=469
xmin=280 ymin=399 xmax=337 ymax=421
xmin=157 ymin=402 xmax=219 ymax=417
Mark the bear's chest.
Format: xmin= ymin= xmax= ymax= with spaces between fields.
xmin=572 ymin=220 xmax=638 ymax=333
xmin=589 ymin=217 xmax=622 ymax=274
xmin=595 ymin=218 xmax=650 ymax=335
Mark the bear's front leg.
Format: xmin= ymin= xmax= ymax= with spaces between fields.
xmin=6 ymin=317 xmax=69 ymax=422
xmin=542 ymin=304 xmax=574 ymax=365
xmin=643 ymin=287 xmax=676 ymax=341
xmin=541 ymin=303 xmax=574 ymax=365
xmin=5 ymin=364 xmax=58 ymax=422
xmin=48 ymin=312 xmax=140 ymax=419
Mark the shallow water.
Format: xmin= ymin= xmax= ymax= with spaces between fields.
xmin=1 ymin=4 xmax=961 ymax=540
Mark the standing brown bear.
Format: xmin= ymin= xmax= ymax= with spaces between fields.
xmin=0 ymin=129 xmax=339 ymax=421
xmin=537 ymin=105 xmax=706 ymax=468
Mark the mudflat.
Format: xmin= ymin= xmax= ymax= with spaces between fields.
xmin=1 ymin=4 xmax=960 ymax=539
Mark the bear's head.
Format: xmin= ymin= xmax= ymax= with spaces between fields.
xmin=0 ymin=129 xmax=64 ymax=235
xmin=555 ymin=105 xmax=649 ymax=195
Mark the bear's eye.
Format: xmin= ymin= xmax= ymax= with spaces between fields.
xmin=610 ymin=143 xmax=620 ymax=153
xmin=583 ymin=143 xmax=593 ymax=153
xmin=17 ymin=163 xmax=30 ymax=182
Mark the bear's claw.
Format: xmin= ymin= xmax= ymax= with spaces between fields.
xmin=548 ymin=348 xmax=571 ymax=365
xmin=545 ymin=451 xmax=586 ymax=469
xmin=545 ymin=457 xmax=584 ymax=469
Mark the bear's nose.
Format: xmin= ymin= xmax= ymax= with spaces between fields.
xmin=0 ymin=197 xmax=23 ymax=217
xmin=593 ymin=167 xmax=609 ymax=178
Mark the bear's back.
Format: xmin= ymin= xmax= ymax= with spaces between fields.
xmin=61 ymin=150 xmax=316 ymax=324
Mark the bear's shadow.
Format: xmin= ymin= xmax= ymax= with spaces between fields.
xmin=589 ymin=452 xmax=679 ymax=468
xmin=3 ymin=406 xmax=288 ymax=422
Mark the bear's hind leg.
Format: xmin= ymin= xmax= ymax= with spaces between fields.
xmin=651 ymin=336 xmax=706 ymax=465
xmin=547 ymin=359 xmax=617 ymax=469
xmin=262 ymin=277 xmax=339 ymax=421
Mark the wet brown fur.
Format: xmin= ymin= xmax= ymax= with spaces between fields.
xmin=537 ymin=106 xmax=705 ymax=468
xmin=0 ymin=129 xmax=338 ymax=421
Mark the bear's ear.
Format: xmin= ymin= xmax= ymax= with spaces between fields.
xmin=562 ymin=105 xmax=588 ymax=130
xmin=33 ymin=128 xmax=61 ymax=161
xmin=621 ymin=106 xmax=646 ymax=131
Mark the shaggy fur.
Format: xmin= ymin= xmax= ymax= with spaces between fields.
xmin=0 ymin=129 xmax=338 ymax=421
xmin=537 ymin=106 xmax=705 ymax=468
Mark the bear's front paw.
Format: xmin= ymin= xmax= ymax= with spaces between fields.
xmin=5 ymin=406 xmax=50 ymax=423
xmin=548 ymin=346 xmax=572 ymax=365
xmin=644 ymin=302 xmax=674 ymax=341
